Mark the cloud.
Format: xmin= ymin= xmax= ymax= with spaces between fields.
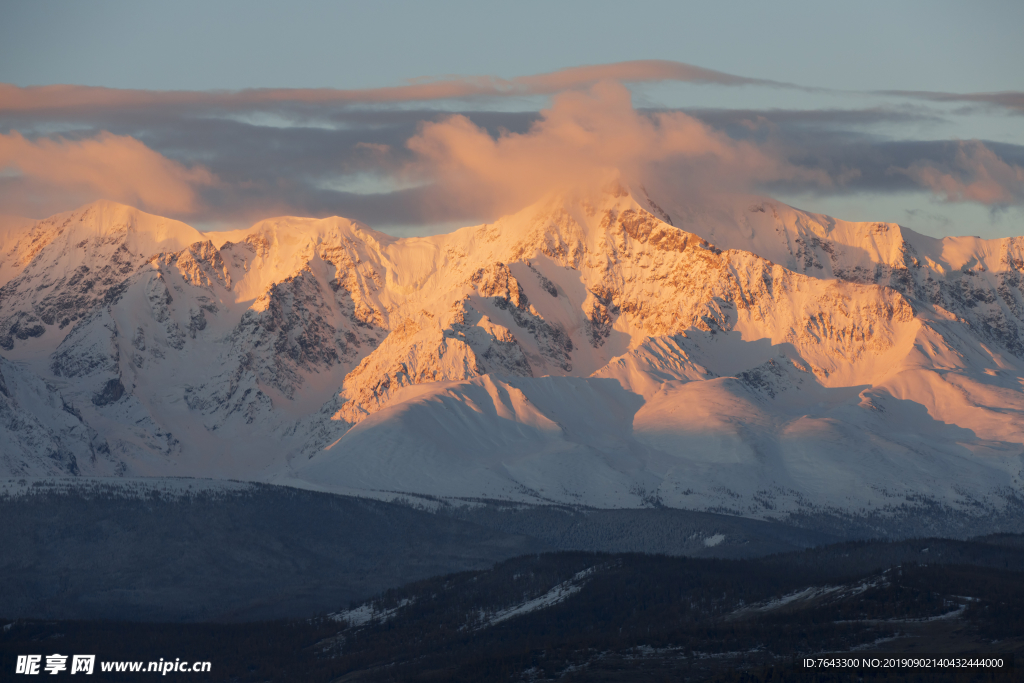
xmin=1 ymin=61 xmax=1020 ymax=231
xmin=682 ymin=106 xmax=944 ymax=138
xmin=0 ymin=131 xmax=217 ymax=216
xmin=746 ymin=134 xmax=1024 ymax=206
xmin=0 ymin=60 xmax=786 ymax=114
xmin=4 ymin=100 xmax=1022 ymax=231
xmin=893 ymin=140 xmax=1024 ymax=205
xmin=512 ymin=60 xmax=775 ymax=91
xmin=879 ymin=90 xmax=1024 ymax=116
xmin=354 ymin=142 xmax=391 ymax=154
xmin=402 ymin=82 xmax=829 ymax=219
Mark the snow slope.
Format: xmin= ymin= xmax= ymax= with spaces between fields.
xmin=1 ymin=188 xmax=1022 ymax=522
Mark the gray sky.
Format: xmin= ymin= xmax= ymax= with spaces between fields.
xmin=1 ymin=0 xmax=1022 ymax=238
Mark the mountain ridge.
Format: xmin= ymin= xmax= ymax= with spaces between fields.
xmin=0 ymin=189 xmax=1021 ymax=527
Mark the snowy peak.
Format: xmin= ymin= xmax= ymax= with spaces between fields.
xmin=660 ymin=194 xmax=1024 ymax=281
xmin=218 ymin=215 xmax=394 ymax=304
xmin=0 ymin=200 xmax=203 ymax=286
xmin=0 ymin=201 xmax=206 ymax=353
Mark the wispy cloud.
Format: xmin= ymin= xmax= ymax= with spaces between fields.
xmin=0 ymin=131 xmax=216 ymax=216
xmin=0 ymin=60 xmax=786 ymax=114
xmin=892 ymin=140 xmax=1024 ymax=205
xmin=878 ymin=90 xmax=1024 ymax=115
xmin=403 ymin=82 xmax=828 ymax=219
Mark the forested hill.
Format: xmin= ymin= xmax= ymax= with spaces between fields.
xmin=4 ymin=535 xmax=1022 ymax=682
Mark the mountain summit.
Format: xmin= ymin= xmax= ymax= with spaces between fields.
xmin=1 ymin=190 xmax=1022 ymax=527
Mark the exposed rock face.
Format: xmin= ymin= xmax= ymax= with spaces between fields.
xmin=92 ymin=378 xmax=125 ymax=406
xmin=0 ymin=192 xmax=1021 ymax=523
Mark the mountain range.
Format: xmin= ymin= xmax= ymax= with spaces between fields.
xmin=1 ymin=185 xmax=1022 ymax=528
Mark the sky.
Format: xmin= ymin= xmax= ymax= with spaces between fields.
xmin=1 ymin=0 xmax=1022 ymax=238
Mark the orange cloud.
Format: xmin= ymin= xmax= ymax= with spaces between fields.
xmin=0 ymin=131 xmax=216 ymax=215
xmin=403 ymin=81 xmax=829 ymax=218
xmin=0 ymin=60 xmax=780 ymax=113
xmin=896 ymin=141 xmax=1024 ymax=205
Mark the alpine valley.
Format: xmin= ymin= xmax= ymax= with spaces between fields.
xmin=2 ymin=185 xmax=1024 ymax=533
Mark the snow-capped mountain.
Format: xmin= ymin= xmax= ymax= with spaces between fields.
xmin=1 ymin=188 xmax=1022 ymax=523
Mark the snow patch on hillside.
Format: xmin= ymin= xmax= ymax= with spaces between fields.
xmin=480 ymin=566 xmax=597 ymax=628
